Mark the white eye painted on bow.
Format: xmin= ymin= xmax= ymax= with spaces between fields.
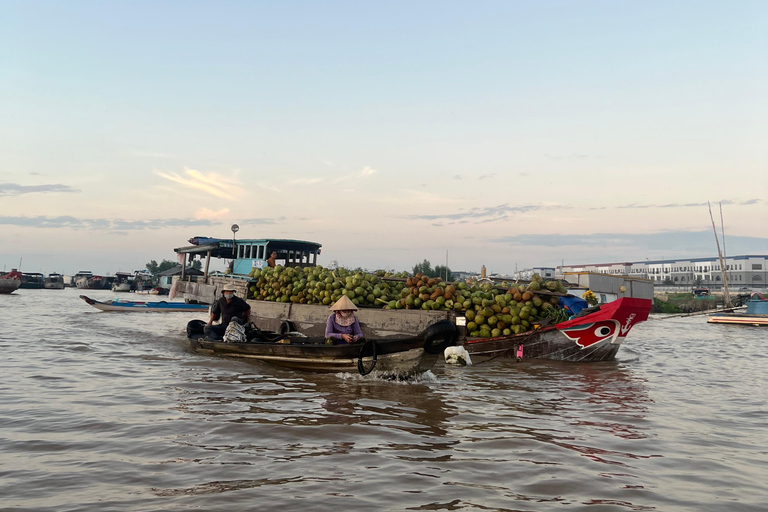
xmin=594 ymin=325 xmax=612 ymax=337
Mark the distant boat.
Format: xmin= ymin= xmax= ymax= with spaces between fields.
xmin=111 ymin=272 xmax=133 ymax=292
xmin=19 ymin=272 xmax=45 ymax=289
xmin=0 ymin=269 xmax=22 ymax=294
xmin=74 ymin=271 xmax=107 ymax=289
xmin=707 ymin=295 xmax=768 ymax=326
xmin=44 ymin=273 xmax=65 ymax=290
xmin=80 ymin=295 xmax=209 ymax=313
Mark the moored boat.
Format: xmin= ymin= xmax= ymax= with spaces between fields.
xmin=44 ymin=273 xmax=65 ymax=290
xmin=80 ymin=295 xmax=209 ymax=312
xmin=111 ymin=272 xmax=133 ymax=292
xmin=462 ymin=297 xmax=652 ymax=362
xmin=19 ymin=272 xmax=45 ymax=289
xmin=75 ymin=271 xmax=107 ymax=289
xmin=707 ymin=296 xmax=768 ymax=326
xmin=0 ymin=269 xmax=22 ymax=294
xmin=185 ymin=318 xmax=458 ymax=377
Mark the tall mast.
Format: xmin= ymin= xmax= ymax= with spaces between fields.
xmin=708 ymin=201 xmax=732 ymax=308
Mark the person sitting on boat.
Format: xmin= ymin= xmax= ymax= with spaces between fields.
xmin=267 ymin=251 xmax=278 ymax=268
xmin=204 ymin=283 xmax=251 ymax=340
xmin=325 ymin=295 xmax=364 ymax=344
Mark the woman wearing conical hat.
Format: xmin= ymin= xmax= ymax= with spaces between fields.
xmin=325 ymin=295 xmax=364 ymax=344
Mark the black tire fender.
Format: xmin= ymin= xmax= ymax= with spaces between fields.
xmin=279 ymin=320 xmax=296 ymax=335
xmin=422 ymin=319 xmax=458 ymax=355
xmin=358 ymin=339 xmax=378 ymax=376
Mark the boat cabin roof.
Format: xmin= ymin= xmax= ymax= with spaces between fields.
xmin=175 ymin=238 xmax=321 ymax=258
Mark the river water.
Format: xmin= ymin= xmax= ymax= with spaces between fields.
xmin=1 ymin=288 xmax=766 ymax=512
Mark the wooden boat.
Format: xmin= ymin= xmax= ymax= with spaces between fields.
xmin=185 ymin=318 xmax=458 ymax=377
xmin=707 ymin=296 xmax=768 ymax=326
xmin=44 ymin=273 xmax=65 ymax=290
xmin=462 ymin=297 xmax=652 ymax=362
xmin=0 ymin=269 xmax=22 ymax=294
xmin=80 ymin=295 xmax=209 ymax=313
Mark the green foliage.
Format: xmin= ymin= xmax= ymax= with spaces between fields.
xmin=434 ymin=265 xmax=453 ymax=282
xmin=145 ymin=259 xmax=178 ymax=275
xmin=652 ymin=298 xmax=683 ymax=314
xmin=192 ymin=260 xmax=202 ymax=270
xmin=412 ymin=259 xmax=453 ymax=280
xmin=412 ymin=259 xmax=434 ymax=277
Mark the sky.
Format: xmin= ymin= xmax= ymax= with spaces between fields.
xmin=1 ymin=1 xmax=767 ymax=276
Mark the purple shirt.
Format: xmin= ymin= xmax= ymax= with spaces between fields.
xmin=325 ymin=314 xmax=364 ymax=340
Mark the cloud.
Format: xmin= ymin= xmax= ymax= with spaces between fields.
xmin=0 ymin=183 xmax=80 ymax=197
xmin=241 ymin=216 xmax=287 ymax=225
xmin=196 ymin=208 xmax=230 ymax=220
xmin=611 ymin=199 xmax=761 ymax=210
xmin=154 ymin=167 xmax=241 ymax=199
xmin=477 ymin=174 xmax=496 ymax=181
xmin=407 ymin=203 xmax=571 ymax=222
xmin=0 ymin=215 xmax=218 ymax=230
xmin=333 ymin=166 xmax=377 ymax=185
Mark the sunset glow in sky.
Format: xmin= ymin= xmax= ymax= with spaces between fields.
xmin=2 ymin=1 xmax=766 ymax=275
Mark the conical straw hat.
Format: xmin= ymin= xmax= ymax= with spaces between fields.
xmin=330 ymin=295 xmax=358 ymax=311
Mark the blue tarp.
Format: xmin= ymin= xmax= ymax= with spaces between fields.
xmin=559 ymin=296 xmax=590 ymax=316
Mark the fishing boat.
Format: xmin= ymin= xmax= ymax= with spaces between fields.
xmin=44 ymin=273 xmax=65 ymax=290
xmin=462 ymin=297 xmax=652 ymax=362
xmin=185 ymin=319 xmax=458 ymax=377
xmin=19 ymin=272 xmax=45 ymax=289
xmin=707 ymin=296 xmax=768 ymax=326
xmin=80 ymin=295 xmax=210 ymax=313
xmin=0 ymin=269 xmax=22 ymax=294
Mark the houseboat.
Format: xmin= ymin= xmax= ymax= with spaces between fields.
xmin=20 ymin=272 xmax=45 ymax=289
xmin=111 ymin=272 xmax=133 ymax=292
xmin=44 ymin=273 xmax=65 ymax=289
xmin=74 ymin=271 xmax=107 ymax=290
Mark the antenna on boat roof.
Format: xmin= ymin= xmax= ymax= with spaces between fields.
xmin=708 ymin=201 xmax=732 ymax=308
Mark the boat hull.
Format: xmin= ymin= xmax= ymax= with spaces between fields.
xmin=0 ymin=271 xmax=22 ymax=294
xmin=80 ymin=295 xmax=209 ymax=312
xmin=707 ymin=313 xmax=768 ymax=327
xmin=187 ymin=319 xmax=458 ymax=377
xmin=463 ymin=297 xmax=651 ymax=362
xmin=76 ymin=277 xmax=107 ymax=289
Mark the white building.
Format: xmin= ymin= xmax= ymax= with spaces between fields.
xmin=514 ymin=267 xmax=556 ymax=280
xmin=559 ymin=255 xmax=768 ymax=288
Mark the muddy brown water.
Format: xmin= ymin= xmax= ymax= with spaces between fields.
xmin=2 ymin=289 xmax=766 ymax=511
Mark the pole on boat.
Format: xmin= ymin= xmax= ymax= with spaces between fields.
xmin=203 ymin=249 xmax=211 ymax=283
xmin=708 ymin=201 xmax=732 ymax=308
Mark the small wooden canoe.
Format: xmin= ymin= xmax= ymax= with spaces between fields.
xmin=80 ymin=295 xmax=209 ymax=313
xmin=186 ymin=319 xmax=458 ymax=377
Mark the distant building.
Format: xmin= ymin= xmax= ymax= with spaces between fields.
xmin=158 ymin=265 xmax=203 ymax=289
xmin=514 ymin=267 xmax=556 ymax=281
xmin=559 ymin=255 xmax=768 ymax=288
xmin=453 ymin=271 xmax=480 ymax=281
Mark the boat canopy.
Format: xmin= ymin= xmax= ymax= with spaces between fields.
xmin=174 ymin=237 xmax=322 ymax=280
